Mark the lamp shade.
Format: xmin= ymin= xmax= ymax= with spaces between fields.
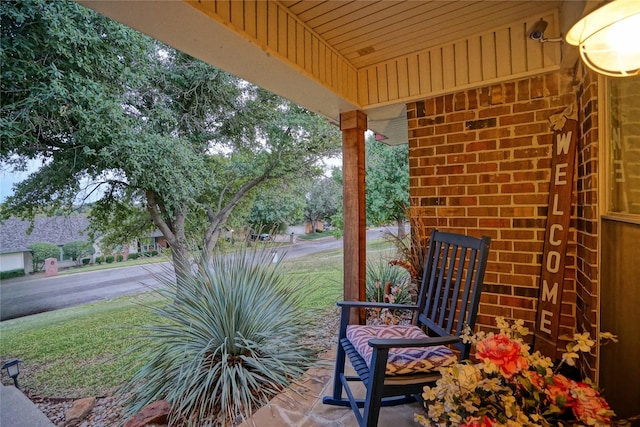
xmin=566 ymin=0 xmax=640 ymax=77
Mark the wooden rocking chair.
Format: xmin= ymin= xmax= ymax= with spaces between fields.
xmin=322 ymin=230 xmax=491 ymax=427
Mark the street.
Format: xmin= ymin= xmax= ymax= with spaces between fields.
xmin=0 ymin=227 xmax=389 ymax=321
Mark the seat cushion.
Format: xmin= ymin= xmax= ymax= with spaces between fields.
xmin=346 ymin=325 xmax=457 ymax=375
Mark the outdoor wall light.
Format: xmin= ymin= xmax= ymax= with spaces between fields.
xmin=2 ymin=359 xmax=22 ymax=388
xmin=566 ymin=0 xmax=640 ymax=77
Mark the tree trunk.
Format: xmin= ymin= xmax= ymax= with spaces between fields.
xmin=170 ymin=238 xmax=192 ymax=288
xmin=396 ymin=217 xmax=406 ymax=240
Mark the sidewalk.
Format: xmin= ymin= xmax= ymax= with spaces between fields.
xmin=0 ymin=384 xmax=54 ymax=427
xmin=241 ymin=351 xmax=422 ymax=427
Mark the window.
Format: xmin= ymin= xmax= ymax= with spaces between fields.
xmin=606 ymin=76 xmax=640 ymax=218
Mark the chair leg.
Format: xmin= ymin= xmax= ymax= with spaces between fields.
xmin=323 ymin=306 xmax=353 ymax=406
xmin=322 ymin=340 xmax=348 ymax=404
xmin=360 ymin=346 xmax=389 ymax=427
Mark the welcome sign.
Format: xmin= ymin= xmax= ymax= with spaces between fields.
xmin=535 ymin=104 xmax=578 ymax=358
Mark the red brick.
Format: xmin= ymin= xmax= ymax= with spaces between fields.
xmin=468 ymin=206 xmax=499 ymax=216
xmin=499 ymin=112 xmax=535 ymax=126
xmin=466 ymin=140 xmax=497 ymax=152
xmin=447 ymin=153 xmax=476 ymax=164
xmin=479 ymin=195 xmax=512 ymax=205
xmin=499 ymin=296 xmax=535 ymax=309
xmin=447 ymin=132 xmax=477 ymax=143
xmin=468 ymin=162 xmax=498 ymax=173
xmin=513 ymin=99 xmax=549 ymax=113
xmin=437 ymin=186 xmax=465 ymax=195
xmin=435 ymin=122 xmax=464 ymax=134
xmin=467 ymin=184 xmax=499 ymax=195
xmin=514 ymin=122 xmax=550 ymax=135
xmin=446 ymin=110 xmax=474 ymax=122
xmin=449 ymin=196 xmax=478 ymax=206
xmin=479 ymin=105 xmax=511 ymax=118
xmin=500 ymin=182 xmax=536 ymax=194
xmin=478 ymin=173 xmax=511 ymax=183
xmin=500 ymin=206 xmax=535 ymax=217
xmin=499 ymin=160 xmax=535 ymax=171
xmin=530 ymin=75 xmax=547 ymax=98
xmin=436 ymin=143 xmax=464 ymax=155
xmin=448 ymin=174 xmax=477 ymax=185
xmin=513 ymin=147 xmax=549 ymax=159
xmin=409 ymin=127 xmax=434 ymax=138
xmin=449 ymin=217 xmax=478 ymax=227
xmin=424 ymin=98 xmax=436 ymax=116
xmin=479 ymin=128 xmax=511 ymax=139
xmin=453 ymin=92 xmax=467 ymax=111
xmin=517 ymin=79 xmax=530 ymax=101
xmin=479 ymin=151 xmax=509 ymax=162
xmin=436 ymin=207 xmax=466 ymax=216
xmin=499 ymin=136 xmax=534 ymax=149
xmin=490 ymin=85 xmax=504 ymax=104
xmin=479 ymin=218 xmax=510 ymax=228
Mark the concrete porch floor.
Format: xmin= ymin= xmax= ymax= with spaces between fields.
xmin=240 ymin=351 xmax=422 ymax=427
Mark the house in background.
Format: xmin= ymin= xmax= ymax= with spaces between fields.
xmin=69 ymin=0 xmax=640 ymax=417
xmin=0 ymin=216 xmax=94 ymax=274
xmin=0 ymin=216 xmax=137 ymax=274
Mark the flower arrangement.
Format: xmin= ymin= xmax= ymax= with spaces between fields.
xmin=415 ymin=317 xmax=619 ymax=427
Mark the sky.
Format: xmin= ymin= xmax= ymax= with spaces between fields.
xmin=1 ymin=156 xmax=344 ymax=203
xmin=0 ymin=165 xmax=35 ymax=202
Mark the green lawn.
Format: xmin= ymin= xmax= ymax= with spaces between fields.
xmin=0 ymin=239 xmax=398 ymax=397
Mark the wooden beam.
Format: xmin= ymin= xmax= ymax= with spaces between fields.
xmin=341 ymin=110 xmax=367 ymax=324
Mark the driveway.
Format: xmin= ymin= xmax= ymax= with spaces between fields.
xmin=0 ymin=227 xmax=391 ymax=321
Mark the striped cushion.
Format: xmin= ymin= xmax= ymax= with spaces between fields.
xmin=346 ymin=325 xmax=457 ymax=375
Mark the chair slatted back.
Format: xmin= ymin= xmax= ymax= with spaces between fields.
xmin=415 ymin=230 xmax=491 ymax=359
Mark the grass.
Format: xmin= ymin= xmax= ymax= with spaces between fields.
xmin=0 ymin=238 xmax=395 ymax=398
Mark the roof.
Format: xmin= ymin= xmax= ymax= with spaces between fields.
xmin=79 ymin=0 xmax=586 ymax=145
xmin=0 ymin=216 xmax=91 ymax=254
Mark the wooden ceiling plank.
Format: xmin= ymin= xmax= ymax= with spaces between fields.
xmin=327 ymin=1 xmax=457 ymax=49
xmin=336 ymin=1 xmax=523 ymax=54
xmin=283 ymin=0 xmax=325 ymax=16
xmin=317 ymin=1 xmax=427 ymax=38
xmin=347 ymin=3 xmax=558 ymax=69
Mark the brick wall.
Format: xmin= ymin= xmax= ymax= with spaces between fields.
xmin=406 ymin=69 xmax=591 ymax=357
xmin=575 ymin=66 xmax=599 ymax=376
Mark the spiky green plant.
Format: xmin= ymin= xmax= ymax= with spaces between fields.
xmin=365 ymin=256 xmax=412 ymax=304
xmin=123 ymin=247 xmax=314 ymax=426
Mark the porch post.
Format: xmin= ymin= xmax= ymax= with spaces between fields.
xmin=341 ymin=110 xmax=367 ymax=324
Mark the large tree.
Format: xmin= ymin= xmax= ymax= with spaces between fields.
xmin=1 ymin=0 xmax=341 ymax=282
xmin=304 ymin=175 xmax=341 ymax=234
xmin=365 ymin=136 xmax=409 ymax=237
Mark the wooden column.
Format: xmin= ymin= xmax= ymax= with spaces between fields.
xmin=341 ymin=110 xmax=367 ymax=324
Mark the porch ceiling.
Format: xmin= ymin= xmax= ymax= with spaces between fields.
xmin=79 ymin=0 xmax=583 ymax=144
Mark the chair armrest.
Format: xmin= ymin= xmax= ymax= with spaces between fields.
xmin=336 ymin=300 xmax=419 ymax=312
xmin=368 ymin=335 xmax=461 ymax=349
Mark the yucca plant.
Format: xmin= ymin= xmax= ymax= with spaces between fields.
xmin=365 ymin=256 xmax=414 ymax=326
xmin=123 ymin=247 xmax=314 ymax=426
xmin=365 ymin=257 xmax=413 ymax=305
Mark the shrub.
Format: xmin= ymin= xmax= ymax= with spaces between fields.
xmin=1 ymin=269 xmax=25 ymax=280
xmin=116 ymin=254 xmax=124 ymax=262
xmin=82 ymin=258 xmax=91 ymax=265
xmin=95 ymin=256 xmax=104 ymax=264
xmin=62 ymin=241 xmax=95 ymax=266
xmin=27 ymin=242 xmax=60 ymax=272
xmin=105 ymin=255 xmax=115 ymax=264
xmin=123 ymin=248 xmax=314 ymax=426
xmin=127 ymin=253 xmax=140 ymax=260
xmin=151 ymin=250 xmax=158 ymax=256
